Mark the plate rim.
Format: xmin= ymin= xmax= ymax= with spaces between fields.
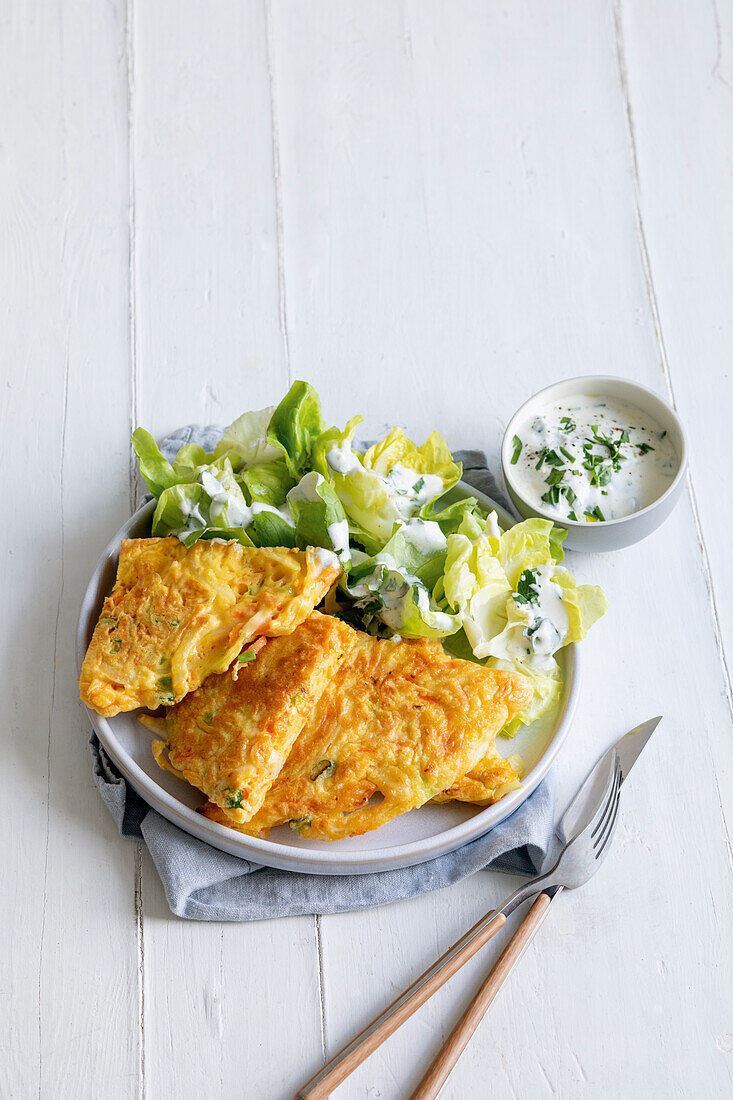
xmin=77 ymin=483 xmax=580 ymax=875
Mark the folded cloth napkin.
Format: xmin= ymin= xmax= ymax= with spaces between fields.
xmin=88 ymin=430 xmax=557 ymax=921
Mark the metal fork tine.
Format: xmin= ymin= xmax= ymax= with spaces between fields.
xmin=595 ymin=784 xmax=622 ymax=860
xmin=591 ymin=757 xmax=621 ymax=841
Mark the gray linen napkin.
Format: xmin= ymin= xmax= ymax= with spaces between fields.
xmin=88 ymin=430 xmax=556 ymax=921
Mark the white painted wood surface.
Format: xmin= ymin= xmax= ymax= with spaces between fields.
xmin=1 ymin=1 xmax=731 ymax=1097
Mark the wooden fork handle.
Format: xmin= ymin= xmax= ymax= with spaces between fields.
xmin=296 ymin=910 xmax=507 ymax=1100
xmin=410 ymin=891 xmax=555 ymax=1100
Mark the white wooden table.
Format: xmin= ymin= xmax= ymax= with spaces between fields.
xmin=3 ymin=2 xmax=732 ymax=1096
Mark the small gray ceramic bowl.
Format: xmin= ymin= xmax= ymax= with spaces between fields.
xmin=501 ymin=376 xmax=687 ymax=552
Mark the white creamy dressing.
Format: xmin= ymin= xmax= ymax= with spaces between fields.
xmin=507 ymin=563 xmax=570 ymax=669
xmin=312 ymin=547 xmax=340 ymax=571
xmin=177 ymin=495 xmax=207 ymax=528
xmin=199 ymin=469 xmax=295 ymax=530
xmin=287 ymin=470 xmax=325 ymax=506
xmin=487 ymin=511 xmax=501 ymax=540
xmin=251 ymin=501 xmax=295 ymax=525
xmin=326 ymin=519 xmax=351 ymax=563
xmin=401 ymin=517 xmax=447 ymax=554
xmin=511 ymin=395 xmax=678 ymax=523
xmin=326 ymin=442 xmax=361 ymax=476
xmin=384 ymin=464 xmax=445 ymax=522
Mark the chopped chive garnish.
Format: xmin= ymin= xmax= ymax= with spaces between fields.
xmin=535 ymin=447 xmax=564 ymax=470
xmin=567 ymin=510 xmax=578 ymax=521
xmin=559 ymin=416 xmax=576 ymax=432
xmin=584 ymin=505 xmax=606 ymax=522
xmin=513 ymin=569 xmax=539 ymax=605
xmin=637 ymin=442 xmax=655 ymax=454
xmin=237 ymin=650 xmax=257 ymax=664
xmin=559 ymin=445 xmax=575 ymax=462
xmin=511 ymin=435 xmax=522 ymax=464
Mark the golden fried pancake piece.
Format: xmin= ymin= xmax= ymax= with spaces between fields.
xmin=202 ymin=629 xmax=532 ymax=841
xmin=431 ymin=750 xmax=525 ymax=806
xmin=80 ymin=538 xmax=341 ymax=716
xmin=155 ymin=613 xmax=357 ymax=823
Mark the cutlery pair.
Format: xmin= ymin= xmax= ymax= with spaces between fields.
xmin=297 ymin=717 xmax=660 ymax=1100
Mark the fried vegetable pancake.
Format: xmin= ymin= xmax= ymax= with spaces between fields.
xmin=80 ymin=538 xmax=341 ymax=716
xmin=201 ymin=625 xmax=532 ymax=840
xmin=154 ymin=612 xmax=357 ymax=822
xmin=431 ymin=751 xmax=525 ymax=806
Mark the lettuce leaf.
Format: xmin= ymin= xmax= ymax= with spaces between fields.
xmin=419 ymin=494 xmax=487 ymax=538
xmin=316 ymin=426 xmax=462 ymax=549
xmin=343 ymin=518 xmax=457 ymax=638
xmin=497 ymin=518 xmax=559 ymax=590
xmin=552 ymin=570 xmax=608 ymax=642
xmin=213 ymin=406 xmax=281 ymax=469
xmin=287 ymin=471 xmax=351 ymax=564
xmin=238 ymin=458 xmax=295 ymax=507
xmin=489 ymin=656 xmax=563 ymax=737
xmin=267 ymin=381 xmax=326 ymax=478
xmin=246 ymin=510 xmax=297 ymax=548
xmin=132 ymin=428 xmax=194 ymax=498
xmin=362 ymin=427 xmax=461 ymax=491
xmin=444 ymin=530 xmax=512 ymax=659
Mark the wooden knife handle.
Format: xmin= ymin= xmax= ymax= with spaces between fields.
xmin=410 ymin=892 xmax=554 ymax=1100
xmin=296 ymin=910 xmax=507 ymax=1100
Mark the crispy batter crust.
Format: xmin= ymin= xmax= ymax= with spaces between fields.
xmin=159 ymin=612 xmax=357 ymax=823
xmin=200 ymin=624 xmax=532 ymax=840
xmin=79 ymin=538 xmax=340 ymax=716
xmin=431 ymin=753 xmax=525 ymax=805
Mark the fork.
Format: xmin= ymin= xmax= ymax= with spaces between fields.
xmin=297 ymin=751 xmax=622 ymax=1100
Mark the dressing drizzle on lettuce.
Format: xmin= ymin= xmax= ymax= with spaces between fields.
xmin=133 ymin=380 xmax=607 ymax=736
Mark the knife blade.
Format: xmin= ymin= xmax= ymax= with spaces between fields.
xmin=558 ymin=715 xmax=662 ymax=846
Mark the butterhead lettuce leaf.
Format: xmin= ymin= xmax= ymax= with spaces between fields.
xmin=267 ymin=381 xmax=326 ymax=478
xmin=552 ymin=570 xmax=608 ymax=642
xmin=362 ymin=427 xmax=461 ymax=490
xmin=287 ymin=471 xmax=351 ymax=565
xmin=238 ymin=458 xmax=295 ymax=507
xmin=213 ymin=406 xmax=280 ymax=469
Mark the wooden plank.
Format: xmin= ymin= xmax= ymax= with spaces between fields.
xmin=266 ymin=2 xmax=733 ymax=1097
xmin=130 ymin=0 xmax=290 ymax=442
xmin=128 ymin=3 xmax=324 ymax=1097
xmin=0 ymin=1 xmax=140 ymax=1096
xmin=613 ymin=0 xmax=733 ymax=707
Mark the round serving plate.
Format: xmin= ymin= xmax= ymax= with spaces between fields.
xmin=77 ymin=482 xmax=579 ymax=875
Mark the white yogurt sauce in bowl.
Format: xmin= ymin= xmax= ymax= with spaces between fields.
xmin=501 ymin=377 xmax=688 ymax=552
xmin=509 ymin=395 xmax=678 ymax=524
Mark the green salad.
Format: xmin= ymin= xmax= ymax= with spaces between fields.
xmin=133 ymin=381 xmax=607 ymax=737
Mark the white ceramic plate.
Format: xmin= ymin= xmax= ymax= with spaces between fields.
xmin=77 ymin=483 xmax=579 ymax=875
